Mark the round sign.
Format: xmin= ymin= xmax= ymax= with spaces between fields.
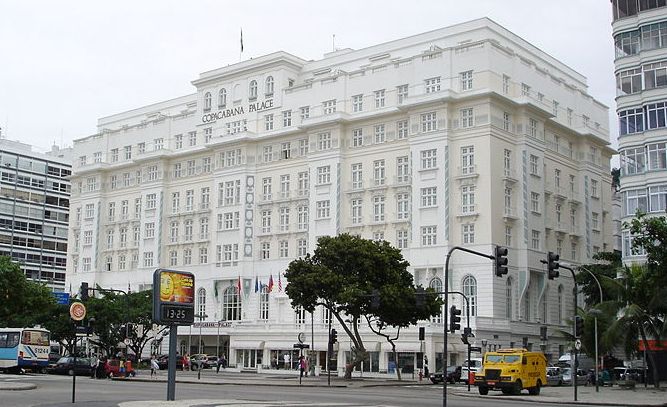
xmin=124 ymin=338 xmax=131 ymax=345
xmin=69 ymin=302 xmax=87 ymax=321
xmin=298 ymin=332 xmax=306 ymax=344
xmin=574 ymin=339 xmax=582 ymax=350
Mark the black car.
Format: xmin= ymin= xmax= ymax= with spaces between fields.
xmin=49 ymin=357 xmax=91 ymax=376
xmin=430 ymin=365 xmax=462 ymax=384
xmin=157 ymin=355 xmax=184 ymax=370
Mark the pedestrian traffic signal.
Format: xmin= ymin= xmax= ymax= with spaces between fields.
xmin=540 ymin=325 xmax=548 ymax=341
xmin=419 ymin=327 xmax=425 ymax=341
xmin=330 ymin=328 xmax=338 ymax=344
xmin=80 ymin=282 xmax=89 ymax=301
xmin=494 ymin=246 xmax=509 ymax=277
xmin=461 ymin=327 xmax=473 ymax=345
xmin=547 ymin=252 xmax=560 ymax=280
xmin=415 ymin=287 xmax=425 ymax=308
xmin=574 ymin=316 xmax=584 ymax=338
xmin=449 ymin=305 xmax=462 ymax=333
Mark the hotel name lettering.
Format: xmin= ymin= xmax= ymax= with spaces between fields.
xmin=201 ymin=99 xmax=274 ymax=123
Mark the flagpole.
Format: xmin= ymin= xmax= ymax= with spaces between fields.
xmin=240 ymin=27 xmax=243 ymax=62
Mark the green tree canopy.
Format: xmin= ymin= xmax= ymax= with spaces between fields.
xmin=285 ymin=234 xmax=441 ymax=379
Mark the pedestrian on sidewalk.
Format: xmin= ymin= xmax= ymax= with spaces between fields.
xmin=299 ymin=355 xmax=306 ymax=378
xmin=150 ymin=355 xmax=159 ymax=379
xmin=284 ymin=353 xmax=290 ymax=370
xmin=423 ymin=356 xmax=429 ymax=378
xmin=90 ymin=354 xmax=99 ymax=379
xmin=216 ymin=354 xmax=226 ymax=373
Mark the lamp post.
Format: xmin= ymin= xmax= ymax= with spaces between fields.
xmin=194 ymin=313 xmax=208 ymax=380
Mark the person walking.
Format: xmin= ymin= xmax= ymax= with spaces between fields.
xmin=150 ymin=355 xmax=159 ymax=379
xmin=90 ymin=354 xmax=99 ymax=379
xmin=299 ymin=355 xmax=306 ymax=378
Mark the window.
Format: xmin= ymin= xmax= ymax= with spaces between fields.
xmin=263 ymin=145 xmax=273 ymax=162
xmin=462 ymin=275 xmax=477 ymax=317
xmin=460 ymin=108 xmax=474 ymax=128
xmin=108 ymin=202 xmax=116 ymax=221
xmin=374 ymin=124 xmax=385 ymax=143
xmin=171 ymin=192 xmax=180 ymax=214
xmin=143 ymin=252 xmax=154 ymax=267
xmin=352 ymin=94 xmax=363 ymax=112
xmin=502 ymin=74 xmax=510 ymax=94
xmin=646 ymin=102 xmax=667 ymax=129
xmin=265 ymin=76 xmax=274 ymax=95
xmin=317 ymin=166 xmax=331 ymax=185
xmin=219 ymin=88 xmax=227 ymax=107
xmin=173 ymin=163 xmax=182 ymax=178
xmin=397 ymin=193 xmax=409 ymax=220
xmin=300 ymin=106 xmax=310 ymax=121
xmin=373 ymin=231 xmax=384 ymax=242
xmin=622 ymin=147 xmax=646 ymax=175
xmin=318 ymin=132 xmax=332 ymax=150
xmin=280 ymin=142 xmax=291 ymax=160
xmin=625 ymin=188 xmax=648 ymax=215
xmin=503 ymin=149 xmax=512 ymax=177
xmin=374 ymin=89 xmax=385 ymax=108
xmin=461 ymin=185 xmax=475 ymax=213
xmin=352 ymin=128 xmax=363 ymax=147
xmin=260 ymin=242 xmax=270 ymax=260
xmin=421 ymin=149 xmax=437 ymax=170
xmin=197 ymin=288 xmax=206 ymax=317
xmin=262 ymin=178 xmax=272 ymax=201
xmin=397 ymin=230 xmax=408 ymax=249
xmin=146 ymin=193 xmax=157 ymax=210
xmin=530 ymin=155 xmax=539 ymax=176
xmin=397 ymin=84 xmax=408 ymax=103
xmin=462 ymin=224 xmax=475 ymax=244
xmin=201 ymin=187 xmax=210 ymax=209
xmin=184 ymin=219 xmax=193 ymax=241
xmin=298 ymin=239 xmax=307 ymax=256
xmin=298 ymin=172 xmax=309 ymax=193
xmin=505 ymin=225 xmax=512 ymax=247
xmin=323 ymin=99 xmax=336 ymax=114
xmin=222 ymin=286 xmax=241 ymax=321
xmin=373 ymin=195 xmax=385 ymax=222
xmin=120 ymin=227 xmax=127 ymax=247
xmin=175 ymin=134 xmax=183 ymax=149
xmin=282 ymin=110 xmax=292 ymax=127
xmin=649 ymin=185 xmax=667 ymax=212
xmin=373 ymin=160 xmax=385 ymax=186
xmin=397 ymin=120 xmax=408 ymax=139
xmin=259 ymin=286 xmax=269 ymax=320
xmin=461 ymin=146 xmax=475 ymax=174
xmin=316 ymin=200 xmax=331 ymax=219
xmin=591 ymin=179 xmax=599 ymax=198
xmin=531 ymin=230 xmax=540 ymax=250
xmin=420 ymin=187 xmax=437 ymax=207
xmin=299 ymin=139 xmax=309 ymax=156
xmin=460 ymin=71 xmax=473 ymax=90
xmin=188 ymin=131 xmax=197 ymax=146
xmin=351 ymin=163 xmax=363 ymax=189
xmin=145 ymin=222 xmax=155 ymax=238
xmin=265 ymin=114 xmax=274 ymax=131
xmin=521 ymin=83 xmax=531 ymax=96
xmin=185 ymin=189 xmax=194 ymax=211
xmin=553 ymin=100 xmax=559 ymax=116
xmin=421 ymin=112 xmax=437 ymax=132
xmin=648 ymin=143 xmax=667 ymax=169
xmin=555 ymin=169 xmax=561 ymax=188
xmin=530 ymin=192 xmax=540 ymax=213
xmin=297 ymin=205 xmax=308 ymax=230
xmin=106 ymin=230 xmax=114 ymax=249
xmin=396 ymin=156 xmax=409 ymax=183
xmin=200 ymin=217 xmax=209 ymax=239
xmin=204 ymin=92 xmax=212 ymax=111
xmin=280 ymin=175 xmax=290 ymax=198
xmin=170 ymin=222 xmax=178 ymax=243
xmin=425 ymin=77 xmax=441 ymax=93
xmin=279 ymin=207 xmax=290 ymax=231
xmin=527 ymin=118 xmax=538 ymax=138
xmin=249 ymin=80 xmax=258 ymax=99
xmin=186 ymin=160 xmax=195 ymax=176
xmin=111 ymin=149 xmax=119 ymax=162
xmin=421 ymin=225 xmax=437 ymax=246
xmin=351 ymin=198 xmax=362 ymax=224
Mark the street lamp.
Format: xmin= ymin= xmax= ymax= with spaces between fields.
xmin=194 ymin=313 xmax=208 ymax=380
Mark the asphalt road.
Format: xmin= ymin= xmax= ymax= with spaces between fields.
xmin=0 ymin=373 xmax=621 ymax=407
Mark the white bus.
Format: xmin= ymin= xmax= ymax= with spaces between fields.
xmin=0 ymin=327 xmax=50 ymax=373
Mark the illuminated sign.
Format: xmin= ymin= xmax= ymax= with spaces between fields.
xmin=153 ymin=269 xmax=195 ymax=325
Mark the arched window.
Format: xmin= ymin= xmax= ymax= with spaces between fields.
xmin=505 ymin=277 xmax=513 ymax=320
xmin=462 ymin=275 xmax=477 ymax=317
xmin=557 ymin=285 xmax=564 ymax=325
xmin=249 ymin=80 xmax=258 ymax=100
xmin=259 ymin=285 xmax=269 ymax=320
xmin=197 ymin=287 xmax=206 ymax=317
xmin=222 ymin=285 xmax=241 ymax=321
xmin=429 ymin=277 xmax=443 ymax=324
xmin=265 ymin=76 xmax=274 ymax=95
xmin=218 ymin=88 xmax=227 ymax=107
xmin=204 ymin=92 xmax=212 ymax=111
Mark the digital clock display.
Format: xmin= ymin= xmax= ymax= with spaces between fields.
xmin=161 ymin=304 xmax=195 ymax=325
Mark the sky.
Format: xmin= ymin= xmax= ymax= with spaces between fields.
xmin=0 ymin=0 xmax=616 ymax=153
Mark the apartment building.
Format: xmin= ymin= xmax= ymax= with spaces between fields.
xmin=0 ymin=139 xmax=71 ymax=291
xmin=67 ymin=18 xmax=614 ymax=373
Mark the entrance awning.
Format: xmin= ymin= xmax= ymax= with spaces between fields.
xmin=231 ymin=340 xmax=265 ymax=349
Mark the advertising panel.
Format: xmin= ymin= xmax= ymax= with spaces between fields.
xmin=153 ymin=269 xmax=195 ymax=325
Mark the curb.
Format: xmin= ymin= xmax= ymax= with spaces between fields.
xmin=113 ymin=377 xmax=349 ymax=388
xmin=452 ymin=389 xmax=667 ymax=407
xmin=0 ymin=383 xmax=37 ymax=391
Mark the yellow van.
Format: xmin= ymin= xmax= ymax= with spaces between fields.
xmin=474 ymin=348 xmax=547 ymax=395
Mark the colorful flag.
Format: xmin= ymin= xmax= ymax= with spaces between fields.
xmin=254 ymin=276 xmax=259 ymax=293
xmin=240 ymin=28 xmax=244 ymax=53
xmin=278 ymin=273 xmax=283 ymax=292
xmin=268 ymin=274 xmax=274 ymax=292
xmin=236 ymin=276 xmax=242 ymax=295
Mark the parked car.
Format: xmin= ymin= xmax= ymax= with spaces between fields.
xmin=613 ymin=367 xmax=644 ymax=383
xmin=104 ymin=359 xmax=135 ymax=378
xmin=562 ymin=367 xmax=587 ymax=385
xmin=49 ymin=357 xmax=91 ymax=376
xmin=189 ymin=354 xmax=211 ymax=370
xmin=206 ymin=355 xmax=219 ymax=368
xmin=430 ymin=365 xmax=462 ymax=384
xmin=48 ymin=353 xmax=62 ymax=369
xmin=157 ymin=355 xmax=184 ymax=370
xmin=547 ymin=366 xmax=564 ymax=386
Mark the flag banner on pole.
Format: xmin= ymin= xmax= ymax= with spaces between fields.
xmin=278 ymin=273 xmax=283 ymax=292
xmin=243 ymin=278 xmax=252 ymax=297
xmin=268 ymin=274 xmax=274 ymax=292
xmin=254 ymin=276 xmax=259 ymax=293
xmin=240 ymin=28 xmax=244 ymax=53
xmin=236 ymin=276 xmax=242 ymax=296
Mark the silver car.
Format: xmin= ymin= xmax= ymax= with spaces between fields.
xmin=562 ymin=367 xmax=587 ymax=385
xmin=547 ymin=366 xmax=564 ymax=386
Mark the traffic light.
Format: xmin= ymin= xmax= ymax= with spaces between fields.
xmin=547 ymin=252 xmax=560 ymax=280
xmin=449 ymin=305 xmax=462 ymax=333
xmin=574 ymin=316 xmax=584 ymax=338
xmin=330 ymin=328 xmax=338 ymax=344
xmin=80 ymin=282 xmax=89 ymax=301
xmin=461 ymin=327 xmax=473 ymax=345
xmin=495 ymin=246 xmax=509 ymax=277
xmin=540 ymin=325 xmax=548 ymax=341
xmin=415 ymin=287 xmax=425 ymax=308
xmin=419 ymin=327 xmax=425 ymax=341
xmin=126 ymin=323 xmax=135 ymax=338
xmin=119 ymin=324 xmax=127 ymax=338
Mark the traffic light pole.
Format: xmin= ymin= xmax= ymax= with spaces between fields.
xmin=559 ymin=264 xmax=578 ymax=402
xmin=443 ymin=246 xmax=497 ymax=407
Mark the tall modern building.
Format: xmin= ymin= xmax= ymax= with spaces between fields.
xmin=67 ymin=18 xmax=614 ymax=373
xmin=613 ymin=1 xmax=667 ymax=262
xmin=0 ymin=139 xmax=72 ymax=291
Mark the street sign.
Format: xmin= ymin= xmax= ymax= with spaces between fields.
xmin=124 ymin=338 xmax=131 ymax=345
xmin=470 ymin=346 xmax=482 ymax=352
xmin=298 ymin=332 xmax=306 ymax=344
xmin=293 ymin=343 xmax=310 ymax=349
xmin=53 ymin=292 xmax=70 ymax=305
xmin=574 ymin=339 xmax=582 ymax=350
xmin=69 ymin=302 xmax=86 ymax=321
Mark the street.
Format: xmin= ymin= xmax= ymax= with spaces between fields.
xmin=0 ymin=372 xmax=636 ymax=407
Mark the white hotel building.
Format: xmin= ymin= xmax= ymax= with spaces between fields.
xmin=67 ymin=18 xmax=614 ymax=373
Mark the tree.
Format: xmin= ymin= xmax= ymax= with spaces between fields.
xmin=0 ymin=256 xmax=57 ymax=328
xmin=285 ymin=234 xmax=442 ymax=380
xmin=124 ymin=290 xmax=167 ymax=359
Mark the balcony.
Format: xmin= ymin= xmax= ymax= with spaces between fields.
xmin=503 ymin=207 xmax=519 ymax=220
xmin=455 ymin=165 xmax=478 ymax=180
xmin=502 ymin=170 xmax=519 ymax=183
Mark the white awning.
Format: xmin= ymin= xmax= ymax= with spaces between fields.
xmin=230 ymin=340 xmax=265 ymax=349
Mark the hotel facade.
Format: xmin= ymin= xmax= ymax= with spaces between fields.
xmin=67 ymin=18 xmax=614 ymax=374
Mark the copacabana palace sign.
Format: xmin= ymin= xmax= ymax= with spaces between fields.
xmin=201 ymin=99 xmax=274 ymax=124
